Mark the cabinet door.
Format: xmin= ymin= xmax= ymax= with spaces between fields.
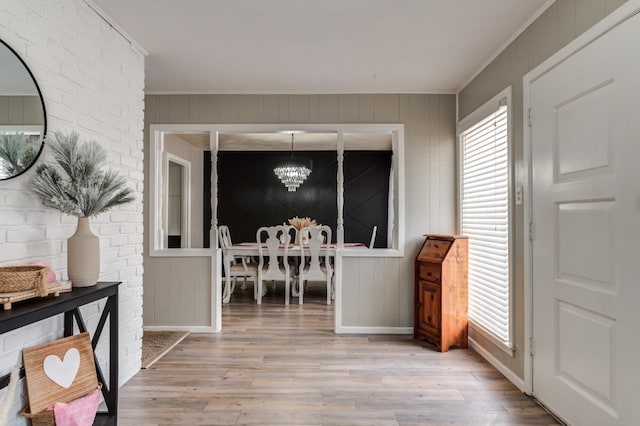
xmin=418 ymin=280 xmax=440 ymax=335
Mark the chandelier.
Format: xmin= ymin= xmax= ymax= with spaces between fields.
xmin=273 ymin=133 xmax=312 ymax=192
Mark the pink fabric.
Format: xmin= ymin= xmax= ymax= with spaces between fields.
xmin=32 ymin=260 xmax=57 ymax=283
xmin=236 ymin=242 xmax=364 ymax=248
xmin=49 ymin=389 xmax=100 ymax=426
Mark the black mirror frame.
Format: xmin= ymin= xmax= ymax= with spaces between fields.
xmin=0 ymin=37 xmax=47 ymax=181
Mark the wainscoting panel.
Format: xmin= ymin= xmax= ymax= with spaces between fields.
xmin=340 ymin=256 xmax=414 ymax=329
xmin=143 ymin=256 xmax=212 ymax=327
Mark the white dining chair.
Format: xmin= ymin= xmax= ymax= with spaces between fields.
xmin=256 ymin=225 xmax=292 ymax=305
xmin=369 ymin=225 xmax=378 ymax=249
xmin=297 ymin=225 xmax=333 ymax=305
xmin=219 ymin=225 xmax=258 ymax=303
xmin=280 ymin=225 xmax=297 ymax=245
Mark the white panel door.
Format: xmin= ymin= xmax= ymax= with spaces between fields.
xmin=530 ymin=12 xmax=640 ymax=426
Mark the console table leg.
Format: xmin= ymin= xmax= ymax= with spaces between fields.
xmin=107 ymin=294 xmax=118 ymax=421
xmin=64 ymin=311 xmax=74 ymax=337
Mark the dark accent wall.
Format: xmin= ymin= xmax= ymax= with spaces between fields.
xmin=168 ymin=235 xmax=181 ymax=249
xmin=205 ymin=150 xmax=391 ymax=248
xmin=203 ymin=151 xmax=212 ymax=248
xmin=344 ymin=151 xmax=391 ymax=248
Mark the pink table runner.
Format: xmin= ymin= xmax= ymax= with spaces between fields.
xmin=236 ymin=242 xmax=364 ymax=248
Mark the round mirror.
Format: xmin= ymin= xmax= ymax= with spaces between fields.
xmin=0 ymin=38 xmax=46 ymax=180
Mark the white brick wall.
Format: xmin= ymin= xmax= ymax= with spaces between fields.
xmin=0 ymin=0 xmax=145 ymax=423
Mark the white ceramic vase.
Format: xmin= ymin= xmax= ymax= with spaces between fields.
xmin=67 ymin=217 xmax=100 ymax=287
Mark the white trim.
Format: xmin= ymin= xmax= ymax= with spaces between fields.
xmin=213 ymin=235 xmax=222 ymax=332
xmin=149 ymin=123 xmax=406 ymax=258
xmin=337 ymin=248 xmax=403 ymax=258
xmin=83 ymin=0 xmax=149 ymax=56
xmin=469 ymin=337 xmax=526 ymax=393
xmin=456 ymin=0 xmax=556 ymax=93
xmin=150 ymin=249 xmax=214 ymax=257
xmin=149 ymin=128 xmax=164 ymax=256
xmin=393 ymin=127 xmax=404 ymax=255
xmin=145 ymin=90 xmax=457 ymax=96
xmin=334 ymin=253 xmax=342 ymax=332
xmin=523 ymin=54 xmax=535 ymax=396
xmin=335 ymin=326 xmax=413 ymax=335
xmin=469 ymin=322 xmax=515 ymax=357
xmin=143 ymin=325 xmax=216 ymax=333
xmin=522 ymin=0 xmax=640 ymax=397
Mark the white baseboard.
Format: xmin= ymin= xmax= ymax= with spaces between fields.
xmin=335 ymin=326 xmax=413 ymax=334
xmin=469 ymin=337 xmax=526 ymax=392
xmin=143 ymin=325 xmax=216 ymax=333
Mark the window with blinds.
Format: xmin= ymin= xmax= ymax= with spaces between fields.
xmin=459 ymin=95 xmax=511 ymax=349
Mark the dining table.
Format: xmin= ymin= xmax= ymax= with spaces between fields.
xmin=221 ymin=242 xmax=365 ymax=303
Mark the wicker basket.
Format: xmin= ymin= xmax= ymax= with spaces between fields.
xmin=22 ymin=383 xmax=102 ymax=426
xmin=22 ymin=384 xmax=102 ymax=426
xmin=0 ymin=265 xmax=48 ymax=296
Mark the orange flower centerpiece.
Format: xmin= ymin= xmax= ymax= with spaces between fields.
xmin=286 ymin=216 xmax=317 ymax=244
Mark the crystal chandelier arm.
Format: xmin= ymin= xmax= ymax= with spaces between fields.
xmin=290 ymin=133 xmax=294 ymax=158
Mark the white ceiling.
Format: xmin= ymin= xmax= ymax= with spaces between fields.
xmin=92 ymin=0 xmax=550 ymax=94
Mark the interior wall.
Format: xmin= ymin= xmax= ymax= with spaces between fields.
xmin=0 ymin=95 xmax=43 ymax=125
xmin=0 ymin=1 xmax=145 ymax=423
xmin=458 ymin=0 xmax=629 ymax=381
xmin=144 ymin=94 xmax=456 ymax=330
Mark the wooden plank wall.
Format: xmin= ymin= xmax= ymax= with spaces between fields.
xmin=0 ymin=95 xmax=44 ymax=125
xmin=143 ymin=94 xmax=456 ymax=329
xmin=458 ymin=0 xmax=628 ymax=379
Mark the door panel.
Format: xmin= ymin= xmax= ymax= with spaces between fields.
xmin=555 ymin=80 xmax=612 ymax=179
xmin=531 ymin=12 xmax=640 ymax=425
xmin=419 ymin=281 xmax=440 ymax=334
xmin=557 ymin=201 xmax=614 ymax=291
xmin=556 ymin=301 xmax=615 ymax=402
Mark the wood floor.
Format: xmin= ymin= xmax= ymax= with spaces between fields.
xmin=120 ymin=284 xmax=559 ymax=425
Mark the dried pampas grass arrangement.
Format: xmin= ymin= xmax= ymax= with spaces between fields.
xmin=287 ymin=216 xmax=317 ymax=231
xmin=31 ymin=131 xmax=134 ymax=218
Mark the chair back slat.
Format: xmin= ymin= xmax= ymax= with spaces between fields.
xmin=256 ymin=225 xmax=290 ymax=279
xmin=299 ymin=225 xmax=332 ymax=276
xmin=369 ymin=225 xmax=378 ymax=249
xmin=218 ymin=225 xmax=232 ymax=250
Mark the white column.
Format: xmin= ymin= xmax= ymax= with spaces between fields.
xmin=336 ymin=131 xmax=344 ymax=247
xmin=211 ymin=132 xmax=218 ymax=247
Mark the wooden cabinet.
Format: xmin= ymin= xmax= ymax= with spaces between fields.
xmin=414 ymin=234 xmax=468 ymax=352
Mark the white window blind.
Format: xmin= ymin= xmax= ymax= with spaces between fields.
xmin=460 ymin=102 xmax=511 ymax=347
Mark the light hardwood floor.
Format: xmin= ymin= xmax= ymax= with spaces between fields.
xmin=120 ymin=284 xmax=559 ymax=425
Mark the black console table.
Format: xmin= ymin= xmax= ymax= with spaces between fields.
xmin=0 ymin=281 xmax=121 ymax=425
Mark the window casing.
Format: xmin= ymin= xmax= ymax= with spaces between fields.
xmin=458 ymin=87 xmax=513 ymax=354
xmin=148 ymin=124 xmax=404 ymax=257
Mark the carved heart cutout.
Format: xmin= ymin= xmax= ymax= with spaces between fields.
xmin=43 ymin=348 xmax=80 ymax=389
